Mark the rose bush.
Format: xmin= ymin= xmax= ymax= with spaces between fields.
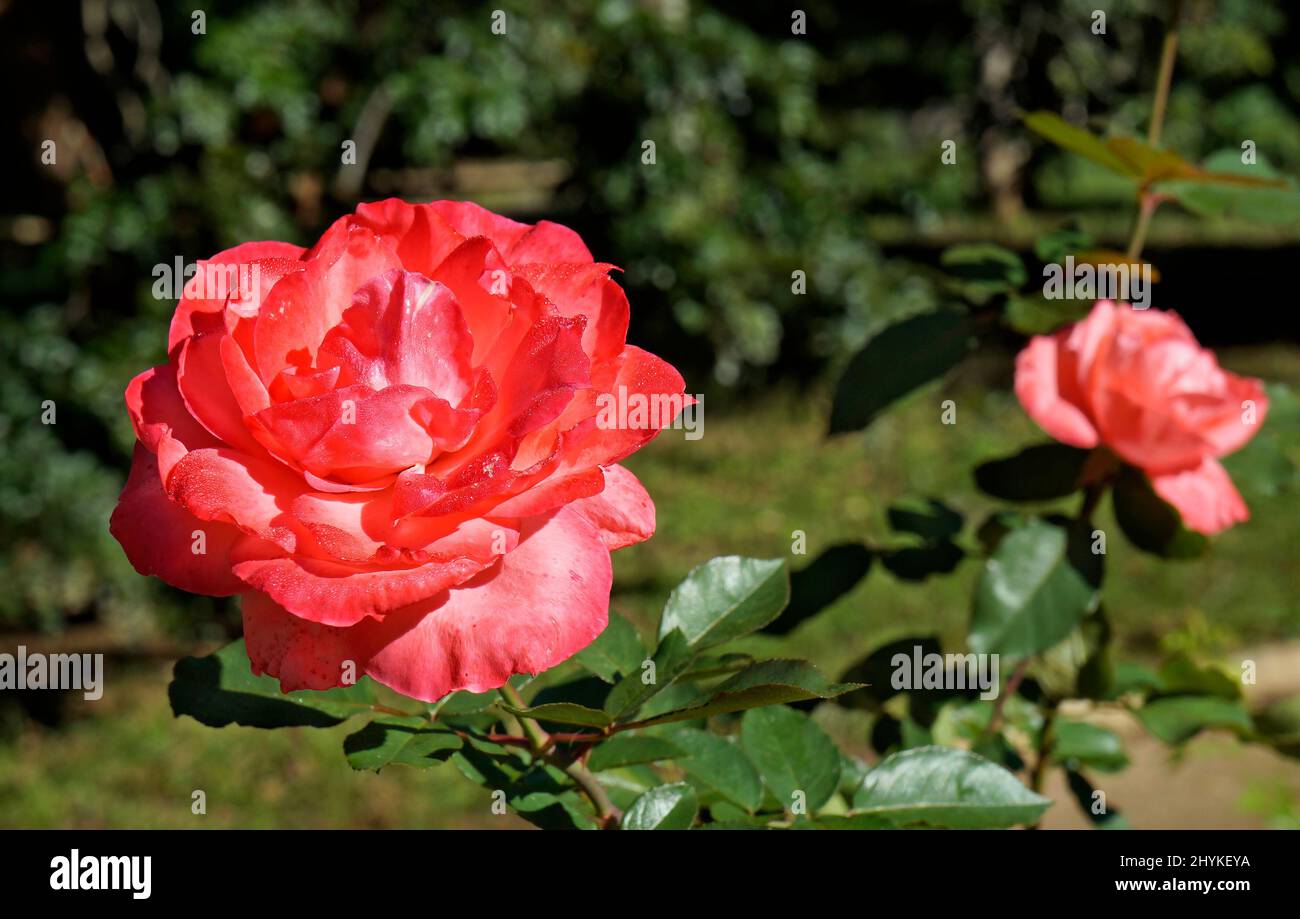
xmin=111 ymin=199 xmax=686 ymax=702
xmin=1015 ymin=299 xmax=1268 ymax=534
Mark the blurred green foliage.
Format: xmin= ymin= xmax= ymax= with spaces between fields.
xmin=2 ymin=0 xmax=1299 ymax=637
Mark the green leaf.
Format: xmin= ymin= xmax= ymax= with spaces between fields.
xmin=940 ymin=243 xmax=1027 ymax=303
xmin=658 ymin=556 xmax=789 ymax=653
xmin=434 ymin=675 xmax=532 ymax=720
xmin=881 ymin=541 xmax=963 ymax=581
xmin=500 ymin=701 xmax=614 ymax=729
xmin=1253 ymin=695 xmax=1300 ymax=758
xmin=829 ymin=310 xmax=976 ymax=434
xmin=572 ymin=613 xmax=644 ymax=684
xmin=343 ymin=720 xmax=462 ymax=771
xmin=765 ymin=543 xmax=873 ymax=636
xmin=627 ymin=659 xmax=862 ymax=729
xmin=1112 ymin=466 xmax=1209 ymax=558
xmin=1155 ymin=653 xmax=1240 ymax=700
xmin=970 ymin=519 xmax=1102 ymax=659
xmin=586 ymin=735 xmax=683 ymax=772
xmin=598 ymin=764 xmax=664 ymax=812
xmin=168 ymin=640 xmax=384 ymax=729
xmin=1022 ymin=111 xmax=1137 ymax=177
xmin=510 ymin=789 xmax=598 ymax=830
xmin=1032 ymin=607 xmax=1114 ymax=701
xmin=1004 ymin=292 xmax=1094 ymax=336
xmin=1034 ymin=225 xmax=1094 ymax=263
xmin=1111 ymin=662 xmax=1164 ymax=698
xmin=622 ymin=782 xmax=699 ymax=830
xmin=740 ymin=705 xmax=841 ymax=813
xmin=974 ymin=443 xmax=1091 ymax=502
xmin=1164 ymin=150 xmax=1300 ymax=222
xmin=852 ymin=745 xmax=1051 ymax=828
xmin=887 ymin=498 xmax=963 ymax=541
xmin=603 ymin=628 xmax=694 ymax=721
xmin=1136 ymin=696 xmax=1254 ymax=745
xmin=667 ymin=727 xmax=765 ymax=813
xmin=1049 ymin=720 xmax=1129 ymax=773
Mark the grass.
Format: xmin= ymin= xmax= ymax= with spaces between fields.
xmin=1 ymin=341 xmax=1297 ymax=828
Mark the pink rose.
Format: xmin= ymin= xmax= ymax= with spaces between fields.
xmin=1014 ymin=300 xmax=1267 ymax=534
xmin=111 ymin=199 xmax=687 ymax=701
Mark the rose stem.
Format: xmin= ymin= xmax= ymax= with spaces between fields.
xmin=497 ymin=683 xmax=623 ymax=828
xmin=1125 ymin=0 xmax=1183 ymax=262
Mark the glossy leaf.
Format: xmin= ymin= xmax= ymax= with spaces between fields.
xmin=970 ymin=519 xmax=1102 ymax=658
xmin=657 ymin=556 xmax=789 ymax=653
xmin=169 ymin=640 xmax=384 ymax=729
xmin=572 ymin=613 xmax=644 ymax=684
xmin=344 ymin=720 xmax=462 ymax=771
xmin=627 ymin=659 xmax=862 ymax=729
xmin=852 ymin=745 xmax=1050 ymax=828
xmin=500 ymin=701 xmax=614 ymax=729
xmin=668 ymin=727 xmax=765 ymax=813
xmin=603 ymin=629 xmax=694 ymax=721
xmin=622 ymin=782 xmax=698 ymax=829
xmin=586 ymin=735 xmax=683 ymax=772
xmin=740 ymin=705 xmax=841 ymax=813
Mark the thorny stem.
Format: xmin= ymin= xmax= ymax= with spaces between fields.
xmin=497 ymin=684 xmax=623 ymax=829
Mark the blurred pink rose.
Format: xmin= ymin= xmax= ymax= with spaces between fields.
xmin=1014 ymin=300 xmax=1268 ymax=534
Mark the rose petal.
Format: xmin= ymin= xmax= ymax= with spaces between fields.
xmin=1014 ymin=335 xmax=1101 ymax=449
xmin=320 ymin=270 xmax=474 ymax=404
xmin=567 ymin=464 xmax=656 ymax=550
xmin=241 ymin=506 xmax=611 ymax=700
xmin=1151 ymin=458 xmax=1249 ymax=535
xmin=232 ymin=516 xmax=515 ymax=626
xmin=125 ymin=364 xmax=222 ymax=481
xmin=253 ymin=225 xmax=401 ymax=383
xmin=109 ymin=445 xmax=245 ymax=595
xmin=168 ymin=241 xmax=305 ymax=351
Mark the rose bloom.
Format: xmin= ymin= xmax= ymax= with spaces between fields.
xmin=111 ymin=200 xmax=686 ymax=701
xmin=1015 ymin=299 xmax=1267 ymax=535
